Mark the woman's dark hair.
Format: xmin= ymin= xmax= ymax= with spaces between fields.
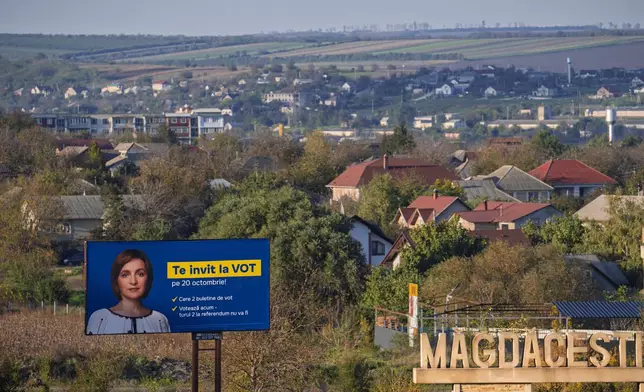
xmin=110 ymin=249 xmax=153 ymax=300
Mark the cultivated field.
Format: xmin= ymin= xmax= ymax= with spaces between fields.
xmin=273 ymin=36 xmax=644 ymax=60
xmin=124 ymin=42 xmax=316 ymax=62
xmin=79 ymin=63 xmax=246 ymax=82
xmin=274 ymin=39 xmax=437 ymax=57
xmin=451 ymin=40 xmax=644 ymax=71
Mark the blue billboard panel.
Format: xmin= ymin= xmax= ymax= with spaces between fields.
xmin=84 ymin=239 xmax=270 ymax=335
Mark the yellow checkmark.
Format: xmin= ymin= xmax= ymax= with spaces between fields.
xmin=172 ymin=306 xmax=177 ymax=312
xmin=172 ymin=296 xmax=178 ymax=302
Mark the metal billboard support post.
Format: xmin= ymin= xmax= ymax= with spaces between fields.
xmin=215 ymin=337 xmax=222 ymax=392
xmin=192 ymin=332 xmax=223 ymax=392
xmin=191 ymin=339 xmax=199 ymax=392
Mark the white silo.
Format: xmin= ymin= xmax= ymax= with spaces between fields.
xmin=606 ymin=106 xmax=616 ymax=145
xmin=567 ymin=57 xmax=572 ymax=86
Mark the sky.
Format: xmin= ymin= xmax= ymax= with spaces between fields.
xmin=1 ymin=0 xmax=643 ymax=36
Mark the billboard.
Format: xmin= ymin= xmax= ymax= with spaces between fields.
xmin=85 ymin=239 xmax=270 ymax=335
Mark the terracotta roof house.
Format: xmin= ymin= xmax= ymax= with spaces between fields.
xmin=393 ymin=192 xmax=470 ymax=228
xmin=381 ymin=227 xmax=529 ymax=269
xmin=327 ymin=155 xmax=458 ymax=202
xmin=529 ymin=160 xmax=617 ymax=198
xmin=456 ymin=201 xmax=562 ymax=230
xmin=575 ymin=195 xmax=644 ymax=224
xmin=484 ymin=165 xmax=554 ymax=202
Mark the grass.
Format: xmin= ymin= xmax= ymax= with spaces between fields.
xmin=0 ymin=311 xmax=193 ymax=361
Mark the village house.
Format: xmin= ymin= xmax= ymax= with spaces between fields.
xmin=456 ymin=179 xmax=518 ymax=202
xmin=435 ymin=84 xmax=453 ymax=96
xmin=413 ymin=116 xmax=435 ymax=130
xmin=381 ymin=227 xmax=529 ymax=269
xmin=152 ymin=80 xmax=171 ymax=93
xmin=101 ymin=83 xmax=122 ymax=95
xmin=34 ymin=195 xmax=145 ymax=243
xmin=393 ymin=192 xmax=470 ymax=228
xmin=64 ymin=87 xmax=77 ymax=100
xmin=589 ymin=87 xmax=615 ymax=100
xmin=456 ymin=201 xmax=562 ymax=230
xmin=529 ymin=159 xmax=617 ymax=198
xmin=349 ymin=216 xmax=393 ymax=267
xmin=263 ymin=92 xmax=298 ymax=104
xmin=341 ymin=82 xmax=355 ymax=93
xmin=484 ymin=87 xmax=500 ymax=97
xmin=574 ymin=195 xmax=644 ymax=224
xmin=532 ymin=85 xmax=556 ymax=98
xmin=380 ymin=117 xmax=389 ymax=127
xmin=326 ymin=155 xmax=458 ymax=202
xmin=442 ymin=119 xmax=467 ymax=130
xmin=481 ymin=165 xmax=553 ymax=202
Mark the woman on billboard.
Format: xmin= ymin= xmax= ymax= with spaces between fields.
xmin=86 ymin=249 xmax=170 ymax=334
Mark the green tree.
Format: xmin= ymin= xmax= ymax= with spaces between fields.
xmin=155 ymin=124 xmax=178 ymax=145
xmin=531 ymin=129 xmax=567 ymax=158
xmin=621 ymin=135 xmax=644 ymax=148
xmin=196 ymin=179 xmax=365 ymax=321
xmin=402 ymin=220 xmax=486 ymax=273
xmin=361 ymin=261 xmax=422 ymax=313
xmin=429 ymin=179 xmax=465 ymax=199
xmin=380 ymin=123 xmax=416 ymax=155
xmin=289 ymin=132 xmax=339 ymax=194
xmin=422 ymin=243 xmax=598 ymax=305
xmin=522 ymin=214 xmax=586 ymax=253
xmin=580 ymin=197 xmax=644 ymax=274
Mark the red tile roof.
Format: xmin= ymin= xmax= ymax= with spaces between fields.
xmin=467 ymin=229 xmax=530 ymax=247
xmin=395 ymin=208 xmax=416 ymax=225
xmin=408 ymin=196 xmax=459 ymax=214
xmin=410 ymin=208 xmax=435 ymax=225
xmin=327 ymin=156 xmax=458 ymax=188
xmin=529 ymin=160 xmax=617 ymax=186
xmin=459 ymin=202 xmax=554 ymax=223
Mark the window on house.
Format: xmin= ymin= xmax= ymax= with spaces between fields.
xmin=528 ymin=192 xmax=538 ymax=201
xmin=59 ymin=222 xmax=72 ymax=234
xmin=371 ymin=241 xmax=386 ymax=256
xmin=180 ymin=118 xmax=187 ymax=124
xmin=171 ymin=118 xmax=177 ymax=124
xmin=500 ymin=223 xmax=510 ymax=230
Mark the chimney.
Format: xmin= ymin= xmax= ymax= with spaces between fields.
xmin=483 ymin=200 xmax=488 ymax=211
xmin=433 ymin=189 xmax=438 ymax=200
xmin=383 ymin=154 xmax=389 ymax=170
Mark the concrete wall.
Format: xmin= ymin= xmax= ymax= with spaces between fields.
xmin=513 ymin=207 xmax=562 ymax=227
xmin=438 ymin=202 xmax=471 ymax=223
xmin=331 ymin=187 xmax=360 ymax=202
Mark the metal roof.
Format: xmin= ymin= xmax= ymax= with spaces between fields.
xmin=553 ymin=301 xmax=643 ymax=319
xmin=487 ymin=165 xmax=554 ymax=192
xmin=456 ymin=179 xmax=519 ymax=202
xmin=60 ymin=195 xmax=144 ymax=220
